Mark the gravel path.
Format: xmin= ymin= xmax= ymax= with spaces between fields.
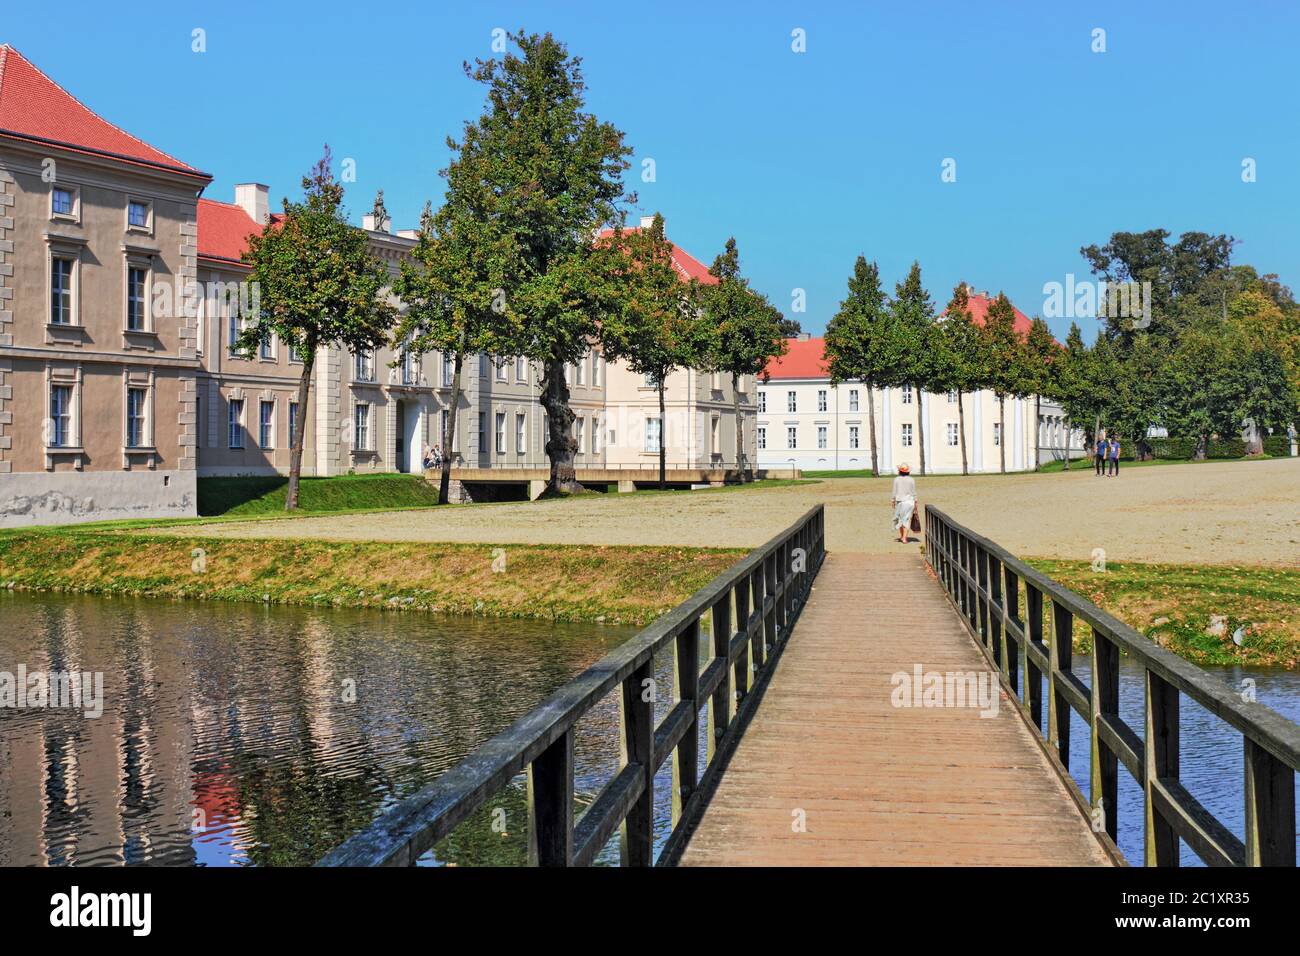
xmin=172 ymin=458 xmax=1300 ymax=567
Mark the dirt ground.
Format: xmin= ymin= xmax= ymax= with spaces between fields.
xmin=168 ymin=458 xmax=1300 ymax=567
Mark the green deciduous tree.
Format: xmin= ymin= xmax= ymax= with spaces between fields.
xmin=698 ymin=237 xmax=787 ymax=478
xmin=889 ymin=261 xmax=939 ymax=475
xmin=456 ymin=30 xmax=633 ymax=493
xmin=932 ymin=283 xmax=988 ymax=475
xmin=1023 ymin=316 xmax=1061 ymax=472
xmin=980 ymin=292 xmax=1031 ymax=474
xmin=823 ymin=257 xmax=897 ymax=476
xmin=600 ymin=214 xmax=703 ymax=488
xmin=240 ymin=146 xmax=396 ymax=510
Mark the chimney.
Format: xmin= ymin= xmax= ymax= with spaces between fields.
xmin=234 ymin=183 xmax=269 ymax=225
xmin=396 ymin=228 xmax=420 ymax=240
xmin=363 ymin=213 xmax=391 ymax=234
xmin=639 ymin=215 xmax=656 ymax=230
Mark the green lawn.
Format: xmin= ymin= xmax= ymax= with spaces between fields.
xmin=198 ymin=473 xmax=442 ymax=516
xmin=1026 ymin=558 xmax=1300 ymax=668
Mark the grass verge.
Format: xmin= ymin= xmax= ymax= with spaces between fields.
xmin=198 ymin=473 xmax=442 ymax=516
xmin=0 ymin=531 xmax=747 ymax=627
xmin=1026 ymin=558 xmax=1300 ymax=668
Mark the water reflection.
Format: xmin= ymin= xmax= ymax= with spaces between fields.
xmin=0 ymin=591 xmax=635 ymax=866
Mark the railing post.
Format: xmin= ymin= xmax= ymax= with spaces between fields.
xmin=529 ymin=729 xmax=574 ymax=866
xmin=1090 ymin=630 xmax=1119 ymax=842
xmin=975 ymin=543 xmax=990 ymax=653
xmin=1025 ymin=584 xmax=1044 ymax=729
xmin=673 ymin=618 xmax=701 ymax=824
xmin=764 ymin=551 xmax=777 ymax=657
xmin=988 ymin=553 xmax=1005 ymax=671
xmin=1003 ymin=566 xmax=1020 ymax=694
xmin=707 ymin=595 xmax=733 ymax=763
xmin=1049 ymin=602 xmax=1072 ymax=765
xmin=1244 ymin=737 xmax=1297 ymax=866
xmin=734 ymin=579 xmax=751 ymax=702
xmin=1144 ymin=669 xmax=1179 ymax=866
xmin=748 ymin=565 xmax=765 ymax=672
xmin=620 ymin=658 xmax=655 ymax=866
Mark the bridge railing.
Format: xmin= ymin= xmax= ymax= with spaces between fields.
xmin=318 ymin=505 xmax=825 ymax=866
xmin=925 ymin=505 xmax=1299 ymax=867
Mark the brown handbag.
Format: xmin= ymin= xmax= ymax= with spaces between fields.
xmin=910 ymin=510 xmax=922 ymax=534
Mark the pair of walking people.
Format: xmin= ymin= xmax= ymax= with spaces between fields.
xmin=1094 ymin=435 xmax=1121 ymax=477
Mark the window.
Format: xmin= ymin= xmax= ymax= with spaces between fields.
xmin=758 ymin=391 xmax=767 ymax=413
xmin=440 ymin=410 xmax=450 ymax=446
xmin=354 ymin=350 xmax=374 ymax=382
xmin=711 ymin=416 xmax=721 ymax=454
xmin=947 ymin=389 xmax=958 ymax=404
xmin=786 ymin=426 xmax=797 ymax=449
xmin=126 ymin=387 xmax=148 ymax=447
xmin=849 ymin=425 xmax=860 ymax=449
xmin=228 ymin=310 xmax=242 ymax=357
xmin=574 ymin=417 xmax=585 ymax=453
xmin=354 ymin=404 xmax=371 ymax=451
xmin=401 ymin=349 xmax=418 ymax=385
xmin=477 ymin=412 xmax=486 ymax=453
xmin=817 ymin=425 xmax=827 ymax=449
xmin=575 ymin=358 xmax=585 ymax=386
xmin=901 ymin=423 xmax=913 ymax=447
xmin=787 ymin=391 xmax=797 ymax=413
xmin=644 ymin=371 xmax=660 ymax=389
xmin=259 ymin=332 xmax=275 ymax=360
xmin=495 ymin=412 xmax=506 ymax=454
xmin=127 ymin=200 xmax=151 ymax=230
xmin=49 ymin=384 xmax=73 ymax=447
xmin=259 ymin=401 xmax=274 ymax=449
xmin=495 ymin=360 xmax=507 ymax=382
xmin=516 ymin=413 xmax=526 ymax=454
xmin=901 ymin=384 xmax=913 ymax=405
xmin=758 ymin=426 xmax=767 ymax=450
xmin=592 ymin=418 xmax=601 ymax=453
xmin=591 ymin=354 xmax=601 ymax=388
xmin=515 ymin=356 xmax=527 ymax=383
xmin=228 ymin=399 xmax=244 ymax=449
xmin=50 ymin=257 xmax=74 ymax=325
xmin=849 ymin=389 xmax=859 ymax=412
xmin=645 ymin=417 xmax=661 ymax=453
xmin=126 ymin=266 xmax=147 ymax=331
xmin=442 ymin=354 xmax=454 ymax=386
xmin=993 ymin=422 xmax=1001 ymax=446
xmin=710 ymin=371 xmax=722 ymax=391
xmin=947 ymin=423 xmax=959 ymax=446
xmin=51 ymin=186 xmax=75 ymax=218
xmin=817 ymin=389 xmax=828 ymax=412
xmin=289 ymin=401 xmax=299 ymax=449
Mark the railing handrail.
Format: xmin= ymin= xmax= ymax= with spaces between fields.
xmin=925 ymin=504 xmax=1299 ymax=867
xmin=318 ymin=505 xmax=826 ymax=866
xmin=926 ymin=506 xmax=1300 ymax=767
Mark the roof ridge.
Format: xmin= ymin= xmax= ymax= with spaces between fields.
xmin=1 ymin=44 xmax=198 ymax=173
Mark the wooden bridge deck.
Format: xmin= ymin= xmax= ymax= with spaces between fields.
xmin=679 ymin=552 xmax=1116 ymax=866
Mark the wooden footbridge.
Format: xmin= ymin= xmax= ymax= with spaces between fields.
xmin=320 ymin=505 xmax=1300 ymax=868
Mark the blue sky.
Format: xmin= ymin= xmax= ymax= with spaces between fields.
xmin=7 ymin=1 xmax=1298 ymax=338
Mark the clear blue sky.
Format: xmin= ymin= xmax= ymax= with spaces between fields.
xmin=8 ymin=1 xmax=1298 ymax=339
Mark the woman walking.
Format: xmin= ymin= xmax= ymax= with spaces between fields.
xmin=1108 ymin=437 xmax=1121 ymax=476
xmin=892 ymin=463 xmax=920 ymax=544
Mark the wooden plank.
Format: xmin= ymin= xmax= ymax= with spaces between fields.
xmin=620 ymin=659 xmax=655 ymax=866
xmin=530 ymin=730 xmax=573 ymax=866
xmin=679 ymin=553 xmax=1114 ymax=867
xmin=1244 ymin=737 xmax=1297 ymax=866
xmin=1144 ymin=670 xmax=1179 ymax=866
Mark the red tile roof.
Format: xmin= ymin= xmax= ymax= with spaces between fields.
xmin=954 ymin=290 xmax=1034 ymax=337
xmin=764 ymin=337 xmax=828 ymax=380
xmin=197 ymin=199 xmax=263 ymax=265
xmin=0 ymin=44 xmax=207 ymax=179
xmin=597 ymin=226 xmax=719 ymax=286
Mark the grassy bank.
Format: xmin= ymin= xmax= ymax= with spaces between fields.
xmin=1027 ymin=558 xmax=1300 ymax=668
xmin=0 ymin=531 xmax=746 ymax=626
xmin=198 ymin=473 xmax=442 ymax=516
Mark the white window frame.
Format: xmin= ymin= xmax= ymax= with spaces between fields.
xmin=817 ymin=425 xmax=828 ymax=449
xmin=787 ymin=391 xmax=797 ymax=413
xmin=124 ymin=260 xmax=151 ymax=333
xmin=849 ymin=389 xmax=859 ymax=412
xmin=516 ymin=413 xmax=526 ymax=455
xmin=901 ymin=422 xmax=913 ymax=447
xmin=48 ymin=381 xmax=78 ymax=448
xmin=49 ymin=252 xmax=79 ymax=326
xmin=126 ymin=196 xmax=153 ymax=235
xmin=515 ymin=356 xmax=528 ymax=383
xmin=758 ymin=391 xmax=767 ymax=413
xmin=817 ymin=389 xmax=828 ymax=412
xmin=993 ymin=422 xmax=1002 ymax=447
xmin=786 ymin=426 xmax=797 ymax=449
xmin=757 ymin=426 xmax=767 ymax=450
xmin=591 ymin=353 xmax=601 ymax=388
xmin=50 ymin=184 xmax=80 ymax=223
xmin=495 ymin=411 xmax=506 ymax=454
xmin=228 ymin=398 xmax=245 ymax=449
xmin=259 ymin=399 xmax=275 ymax=449
xmin=125 ymin=384 xmax=152 ymax=449
xmin=849 ymin=425 xmax=860 ymax=449
xmin=947 ymin=422 xmax=959 ymax=446
xmin=902 ymin=384 xmax=913 ymax=405
xmin=354 ymin=403 xmax=372 ymax=452
xmin=644 ymin=417 xmax=661 ymax=453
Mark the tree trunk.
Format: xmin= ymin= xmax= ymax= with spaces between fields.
xmin=541 ymin=357 xmax=581 ymax=493
xmin=1193 ymin=433 xmax=1208 ymax=460
xmin=957 ymin=391 xmax=968 ymax=476
xmin=284 ymin=350 xmax=315 ymax=511
xmin=867 ymin=385 xmax=879 ymax=477
xmin=658 ymin=379 xmax=667 ymax=490
xmin=868 ymin=385 xmax=878 ymax=478
xmin=999 ymin=395 xmax=1007 ymax=474
xmin=438 ymin=352 xmax=464 ymax=505
xmin=1063 ymin=418 xmax=1070 ymax=470
xmin=1033 ymin=394 xmax=1042 ymax=472
xmin=732 ymin=372 xmax=745 ymax=481
xmin=915 ymin=383 xmax=926 ymax=476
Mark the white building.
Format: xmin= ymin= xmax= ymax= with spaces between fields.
xmin=757 ymin=295 xmax=1085 ymax=474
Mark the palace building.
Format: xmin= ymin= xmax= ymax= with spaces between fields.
xmin=0 ymin=45 xmax=756 ymax=526
xmin=756 ymin=294 xmax=1084 ymax=474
